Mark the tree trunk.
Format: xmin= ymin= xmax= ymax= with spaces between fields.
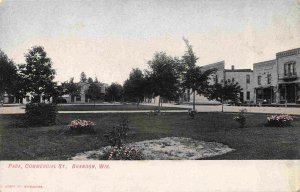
xmin=221 ymin=97 xmax=224 ymax=112
xmin=193 ymin=91 xmax=196 ymax=110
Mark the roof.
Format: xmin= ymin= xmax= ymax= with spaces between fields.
xmin=276 ymin=47 xmax=300 ymax=59
xmin=224 ymin=69 xmax=253 ymax=72
xmin=253 ymin=59 xmax=276 ymax=66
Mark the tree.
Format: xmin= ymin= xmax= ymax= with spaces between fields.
xmin=62 ymin=77 xmax=81 ymax=102
xmin=87 ymin=77 xmax=93 ymax=83
xmin=147 ymin=52 xmax=181 ymax=108
xmin=181 ymin=38 xmax=215 ymax=110
xmin=106 ymin=83 xmax=123 ymax=102
xmin=20 ymin=46 xmax=56 ymax=103
xmin=85 ymin=82 xmax=104 ymax=106
xmin=80 ymin=72 xmax=87 ymax=83
xmin=206 ymin=79 xmax=242 ymax=112
xmin=0 ymin=50 xmax=18 ymax=101
xmin=123 ymin=68 xmax=145 ymax=105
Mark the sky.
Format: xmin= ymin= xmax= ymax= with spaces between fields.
xmin=0 ymin=0 xmax=300 ymax=84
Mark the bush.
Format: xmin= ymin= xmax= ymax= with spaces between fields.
xmin=188 ymin=109 xmax=197 ymax=119
xmin=104 ymin=118 xmax=129 ymax=148
xmin=25 ymin=103 xmax=57 ymax=126
xmin=233 ymin=109 xmax=246 ymax=128
xmin=67 ymin=119 xmax=96 ymax=134
xmin=104 ymin=146 xmax=143 ymax=160
xmin=266 ymin=114 xmax=293 ymax=127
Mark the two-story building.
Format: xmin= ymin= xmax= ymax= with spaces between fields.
xmin=224 ymin=66 xmax=254 ymax=103
xmin=276 ymin=48 xmax=300 ymax=104
xmin=191 ymin=61 xmax=255 ymax=104
xmin=253 ymin=60 xmax=278 ymax=104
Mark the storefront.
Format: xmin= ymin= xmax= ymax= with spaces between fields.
xmin=255 ymin=86 xmax=276 ymax=104
xmin=278 ymin=83 xmax=300 ymax=104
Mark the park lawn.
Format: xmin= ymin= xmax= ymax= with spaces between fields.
xmin=0 ymin=112 xmax=299 ymax=160
xmin=56 ymin=104 xmax=187 ymax=111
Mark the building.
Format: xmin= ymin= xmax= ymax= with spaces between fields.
xmin=62 ymin=82 xmax=108 ymax=103
xmin=224 ymin=66 xmax=254 ymax=103
xmin=191 ymin=61 xmax=255 ymax=104
xmin=276 ymin=48 xmax=300 ymax=104
xmin=253 ymin=60 xmax=278 ymax=104
xmin=2 ymin=82 xmax=109 ymax=104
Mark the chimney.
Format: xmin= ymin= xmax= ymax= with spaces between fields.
xmin=231 ymin=65 xmax=235 ymax=70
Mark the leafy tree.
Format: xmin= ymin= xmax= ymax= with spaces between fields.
xmin=87 ymin=77 xmax=93 ymax=83
xmin=0 ymin=50 xmax=18 ymax=101
xmin=85 ymin=82 xmax=104 ymax=106
xmin=106 ymin=83 xmax=123 ymax=102
xmin=62 ymin=77 xmax=81 ymax=102
xmin=50 ymin=84 xmax=65 ymax=103
xmin=206 ymin=79 xmax=242 ymax=112
xmin=19 ymin=46 xmax=56 ymax=103
xmin=123 ymin=68 xmax=145 ymax=105
xmin=80 ymin=72 xmax=87 ymax=83
xmin=181 ymin=38 xmax=215 ymax=110
xmin=147 ymin=52 xmax=181 ymax=108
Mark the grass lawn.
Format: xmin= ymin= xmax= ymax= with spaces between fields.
xmin=0 ymin=112 xmax=299 ymax=160
xmin=56 ymin=103 xmax=187 ymax=111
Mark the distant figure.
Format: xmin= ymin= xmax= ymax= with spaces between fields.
xmin=0 ymin=100 xmax=3 ymax=107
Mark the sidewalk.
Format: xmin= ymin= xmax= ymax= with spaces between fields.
xmin=1 ymin=104 xmax=299 ymax=115
xmin=0 ymin=106 xmax=187 ymax=114
xmin=58 ymin=110 xmax=187 ymax=114
xmin=142 ymin=103 xmax=300 ymax=115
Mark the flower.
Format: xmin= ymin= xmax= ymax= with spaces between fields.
xmin=266 ymin=114 xmax=293 ymax=127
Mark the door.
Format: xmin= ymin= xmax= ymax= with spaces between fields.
xmin=286 ymin=84 xmax=296 ymax=103
xmin=239 ymin=92 xmax=244 ymax=103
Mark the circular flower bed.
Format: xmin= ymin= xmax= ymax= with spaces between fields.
xmin=72 ymin=137 xmax=234 ymax=160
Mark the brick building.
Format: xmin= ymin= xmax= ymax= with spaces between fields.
xmin=253 ymin=60 xmax=278 ymax=104
xmin=276 ymin=48 xmax=300 ymax=104
xmin=224 ymin=67 xmax=254 ymax=103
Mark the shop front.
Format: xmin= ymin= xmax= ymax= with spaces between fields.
xmin=278 ymin=83 xmax=300 ymax=104
xmin=255 ymin=86 xmax=276 ymax=104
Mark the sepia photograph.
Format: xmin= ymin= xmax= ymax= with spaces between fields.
xmin=0 ymin=0 xmax=299 ymax=191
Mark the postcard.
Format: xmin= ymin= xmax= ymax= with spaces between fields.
xmin=0 ymin=0 xmax=299 ymax=191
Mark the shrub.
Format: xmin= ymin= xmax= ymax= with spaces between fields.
xmin=25 ymin=103 xmax=57 ymax=126
xmin=104 ymin=118 xmax=129 ymax=148
xmin=105 ymin=146 xmax=143 ymax=160
xmin=266 ymin=114 xmax=293 ymax=127
xmin=188 ymin=109 xmax=197 ymax=119
xmin=67 ymin=119 xmax=95 ymax=134
xmin=233 ymin=109 xmax=246 ymax=128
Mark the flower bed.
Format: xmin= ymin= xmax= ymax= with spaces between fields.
xmin=72 ymin=137 xmax=234 ymax=160
xmin=67 ymin=119 xmax=96 ymax=134
xmin=266 ymin=114 xmax=293 ymax=127
xmin=105 ymin=146 xmax=143 ymax=160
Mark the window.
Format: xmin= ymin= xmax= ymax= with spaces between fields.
xmin=284 ymin=62 xmax=296 ymax=76
xmin=246 ymin=75 xmax=250 ymax=84
xmin=246 ymin=92 xmax=250 ymax=100
xmin=258 ymin=76 xmax=261 ymax=85
xmin=267 ymin=74 xmax=271 ymax=84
